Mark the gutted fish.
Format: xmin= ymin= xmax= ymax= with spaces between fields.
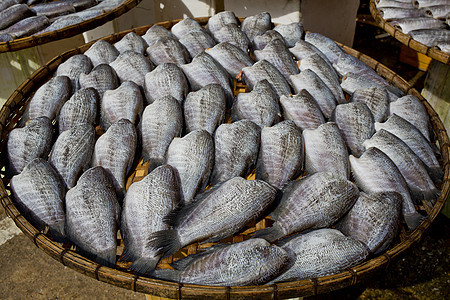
xmin=350 ymin=87 xmax=390 ymax=123
xmin=422 ymin=5 xmax=450 ymax=19
xmin=65 ymin=166 xmax=120 ymax=267
xmin=147 ymin=177 xmax=277 ymax=257
xmin=252 ymin=30 xmax=286 ymax=50
xmin=391 ymin=17 xmax=447 ymax=34
xmin=304 ymin=32 xmax=346 ymax=64
xmin=178 ymin=29 xmax=216 ymax=58
xmin=205 ymin=42 xmax=254 ymax=78
xmin=30 ymin=1 xmax=75 ymax=19
xmin=409 ymin=29 xmax=450 ymax=47
xmin=273 ymin=22 xmax=304 ymax=48
xmin=84 ymin=39 xmax=119 ymax=67
xmin=279 ymin=90 xmax=325 ymax=131
xmin=7 ymin=116 xmax=53 ymax=175
xmin=256 ymin=120 xmax=304 ymax=189
xmin=49 ymin=124 xmax=95 ymax=189
xmin=212 ymin=23 xmax=251 ymax=53
xmin=341 ymin=72 xmax=399 ymax=102
xmin=113 ymin=32 xmax=148 ymax=55
xmin=289 ymin=39 xmax=334 ymax=70
xmin=0 ymin=16 xmax=50 ymax=38
xmin=144 ymin=63 xmax=188 ymax=105
xmin=171 ymin=17 xmax=203 ymax=39
xmin=146 ymin=36 xmax=189 ymax=66
xmin=79 ymin=64 xmax=119 ymax=99
xmin=254 ymin=172 xmax=359 ymax=242
xmin=376 ymin=0 xmax=415 ymax=8
xmin=414 ymin=0 xmax=449 ymax=9
xmin=140 ymin=95 xmax=183 ymax=168
xmin=231 ymin=79 xmax=281 ymax=128
xmin=254 ymin=39 xmax=299 ymax=80
xmin=56 ymin=54 xmax=93 ymax=91
xmin=184 ymin=84 xmax=226 ymax=135
xmin=206 ymin=11 xmax=239 ymax=34
xmin=166 ymin=130 xmax=214 ymax=205
xmin=0 ymin=4 xmax=33 ymax=30
xmin=142 ymin=25 xmax=175 ymax=47
xmin=109 ymin=50 xmax=153 ymax=87
xmin=58 ymin=87 xmax=98 ymax=133
xmin=11 ymin=158 xmax=65 ymax=240
xmin=379 ymin=7 xmax=426 ymax=20
xmin=303 ymin=122 xmax=350 ymax=179
xmin=241 ymin=12 xmax=271 ymax=42
xmin=211 ymin=120 xmax=261 ymax=185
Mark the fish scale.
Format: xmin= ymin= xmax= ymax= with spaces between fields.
xmin=254 ymin=39 xmax=299 ymax=80
xmin=280 ymin=90 xmax=325 ymax=131
xmin=109 ymin=50 xmax=153 ymax=87
xmin=205 ymin=42 xmax=254 ymax=78
xmin=56 ymin=54 xmax=93 ymax=91
xmin=113 ymin=32 xmax=148 ymax=55
xmin=144 ymin=63 xmax=188 ymax=105
xmin=84 ymin=40 xmax=119 ymax=67
xmin=58 ymin=87 xmax=98 ymax=133
xmin=79 ymin=64 xmax=119 ymax=99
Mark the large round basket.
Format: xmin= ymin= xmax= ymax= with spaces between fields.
xmin=0 ymin=17 xmax=449 ymax=299
xmin=0 ymin=0 xmax=141 ymax=53
xmin=369 ymin=0 xmax=450 ymax=65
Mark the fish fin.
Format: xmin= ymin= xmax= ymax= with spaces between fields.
xmin=129 ymin=257 xmax=160 ymax=275
xmin=404 ymin=212 xmax=424 ymax=230
xmin=423 ymin=188 xmax=440 ymax=208
xmin=95 ymin=248 xmax=117 ymax=268
xmin=151 ymin=269 xmax=179 ymax=282
xmin=147 ymin=229 xmax=181 ymax=257
xmin=428 ymin=166 xmax=443 ymax=185
xmin=252 ymin=225 xmax=284 ymax=242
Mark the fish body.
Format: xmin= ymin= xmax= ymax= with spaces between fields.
xmin=0 ymin=4 xmax=33 ymax=30
xmin=304 ymin=32 xmax=346 ymax=64
xmin=100 ymin=81 xmax=143 ymax=130
xmin=256 ymin=120 xmax=304 ymax=189
xmin=171 ymin=17 xmax=203 ymax=39
xmin=56 ymin=54 xmax=92 ymax=91
xmin=30 ymin=1 xmax=75 ymax=19
xmin=109 ymin=50 xmax=153 ymax=87
xmin=422 ymin=5 xmax=450 ymax=19
xmin=84 ymin=39 xmax=120 ymax=67
xmin=414 ymin=0 xmax=449 ymax=9
xmin=140 ymin=95 xmax=183 ymax=167
xmin=254 ymin=39 xmax=299 ymax=80
xmin=241 ymin=12 xmax=271 ymax=42
xmin=184 ymin=84 xmax=226 ymax=135
xmin=144 ymin=63 xmax=188 ymax=105
xmin=28 ymin=76 xmax=72 ymax=121
xmin=272 ymin=229 xmax=368 ymax=282
xmin=280 ymin=90 xmax=325 ymax=131
xmin=92 ymin=119 xmax=137 ymax=197
xmin=205 ymin=42 xmax=254 ymax=78
xmin=121 ymin=164 xmax=181 ymax=274
xmin=289 ymin=39 xmax=334 ymax=70
xmin=58 ymin=87 xmax=98 ymax=133
xmin=252 ymin=30 xmax=286 ymax=50
xmin=65 ymin=166 xmax=120 ymax=266
xmin=254 ymin=172 xmax=359 ymax=242
xmin=154 ymin=239 xmax=289 ymax=286
xmin=242 ymin=59 xmax=291 ymax=98
xmin=7 ymin=116 xmax=53 ymax=175
xmin=36 ymin=15 xmax=83 ymax=33
xmin=349 ymin=147 xmax=422 ymax=229
xmin=178 ymin=29 xmax=216 ymax=58
xmin=49 ymin=124 xmax=95 ymax=189
xmin=332 ymin=101 xmax=375 ymax=157
xmin=273 ymin=22 xmax=304 ymax=48
xmin=350 ymin=87 xmax=390 ymax=123
xmin=206 ymin=11 xmax=239 ymax=34
xmin=376 ymin=0 xmax=415 ymax=8
xmin=303 ymin=122 xmax=350 ymax=179
xmin=231 ymin=79 xmax=281 ymax=128
xmin=146 ymin=36 xmax=189 ymax=66
xmin=289 ymin=69 xmax=337 ymax=119
xmin=212 ymin=23 xmax=251 ymax=53
xmin=79 ymin=64 xmax=119 ymax=99
xmin=141 ymin=25 xmax=175 ymax=47
xmin=0 ymin=0 xmax=17 ymax=11
xmin=379 ymin=7 xmax=426 ymax=20
xmin=341 ymin=73 xmax=399 ymax=102
xmin=211 ymin=120 xmax=261 ymax=185
xmin=11 ymin=158 xmax=65 ymax=240
xmin=166 ymin=130 xmax=214 ymax=205
xmin=148 ymin=177 xmax=277 ymax=257
xmin=391 ymin=17 xmax=447 ymax=34
xmin=113 ymin=32 xmax=148 ymax=55
xmin=409 ymin=29 xmax=450 ymax=47
xmin=0 ymin=16 xmax=50 ymax=38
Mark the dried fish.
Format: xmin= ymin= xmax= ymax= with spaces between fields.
xmin=379 ymin=7 xmax=426 ymax=20
xmin=304 ymin=32 xmax=346 ymax=64
xmin=280 ymin=90 xmax=325 ymax=131
xmin=56 ymin=54 xmax=93 ymax=91
xmin=84 ymin=39 xmax=120 ymax=67
xmin=254 ymin=39 xmax=299 ymax=80
xmin=30 ymin=2 xmax=76 ymax=19
xmin=178 ymin=29 xmax=216 ymax=58
xmin=146 ymin=36 xmax=189 ymax=66
xmin=273 ymin=22 xmax=304 ymax=48
xmin=171 ymin=17 xmax=203 ymax=39
xmin=391 ymin=17 xmax=447 ymax=34
xmin=205 ymin=42 xmax=254 ymax=78
xmin=113 ymin=32 xmax=148 ymax=55
xmin=206 ymin=11 xmax=239 ymax=34
xmin=109 ymin=50 xmax=153 ymax=87
xmin=58 ymin=87 xmax=98 ymax=133
xmin=0 ymin=4 xmax=33 ymax=31
xmin=79 ymin=64 xmax=119 ymax=99
xmin=350 ymin=87 xmax=390 ymax=123
xmin=0 ymin=16 xmax=50 ymax=38
xmin=141 ymin=25 xmax=175 ymax=47
xmin=212 ymin=23 xmax=251 ymax=53
xmin=241 ymin=12 xmax=271 ymax=42
xmin=253 ymin=30 xmax=286 ymax=50
xmin=144 ymin=63 xmax=188 ymax=105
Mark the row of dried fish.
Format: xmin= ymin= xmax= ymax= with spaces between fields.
xmin=0 ymin=0 xmax=127 ymax=41
xmin=6 ymin=11 xmax=443 ymax=286
xmin=375 ymin=0 xmax=450 ymax=53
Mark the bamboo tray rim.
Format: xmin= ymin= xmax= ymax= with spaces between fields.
xmin=0 ymin=17 xmax=449 ymax=299
xmin=0 ymin=0 xmax=141 ymax=53
xmin=369 ymin=0 xmax=450 ymax=65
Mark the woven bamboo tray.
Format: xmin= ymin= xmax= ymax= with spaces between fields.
xmin=0 ymin=0 xmax=141 ymax=53
xmin=369 ymin=0 xmax=450 ymax=65
xmin=0 ymin=17 xmax=449 ymax=299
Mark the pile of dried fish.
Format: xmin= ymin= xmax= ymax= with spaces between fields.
xmin=7 ymin=12 xmax=443 ymax=286
xmin=375 ymin=0 xmax=450 ymax=53
xmin=0 ymin=0 xmax=128 ymax=42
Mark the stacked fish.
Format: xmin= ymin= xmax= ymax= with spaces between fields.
xmin=6 ymin=12 xmax=443 ymax=287
xmin=375 ymin=0 xmax=450 ymax=53
xmin=0 ymin=0 xmax=128 ymax=42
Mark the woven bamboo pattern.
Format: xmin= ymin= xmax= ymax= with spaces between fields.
xmin=0 ymin=0 xmax=142 ymax=53
xmin=0 ymin=17 xmax=449 ymax=299
xmin=369 ymin=0 xmax=450 ymax=65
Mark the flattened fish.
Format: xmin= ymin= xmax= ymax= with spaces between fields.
xmin=92 ymin=119 xmax=137 ymax=197
xmin=231 ymin=79 xmax=281 ymax=128
xmin=0 ymin=16 xmax=50 ymax=38
xmin=252 ymin=30 xmax=286 ymax=50
xmin=304 ymin=32 xmax=346 ymax=64
xmin=56 ymin=54 xmax=92 ymax=91
xmin=280 ymin=90 xmax=325 ymax=131
xmin=336 ymin=192 xmax=402 ymax=254
xmin=11 ymin=158 xmax=65 ymax=240
xmin=154 ymin=239 xmax=289 ymax=286
xmin=206 ymin=11 xmax=239 ymax=34
xmin=184 ymin=84 xmax=226 ymax=135
xmin=341 ymin=72 xmax=399 ymax=102
xmin=146 ymin=36 xmax=189 ymax=66
xmin=49 ymin=124 xmax=95 ymax=189
xmin=254 ymin=39 xmax=299 ymax=80
xmin=100 ymin=81 xmax=144 ymax=130
xmin=241 ymin=12 xmax=271 ymax=42
xmin=391 ymin=17 xmax=447 ymax=34
xmin=254 ymin=172 xmax=359 ymax=242
xmin=273 ymin=22 xmax=304 ymax=48
xmin=332 ymin=102 xmax=375 ymax=157
xmin=140 ymin=95 xmax=183 ymax=168
xmin=121 ymin=164 xmax=181 ymax=274
xmin=422 ymin=5 xmax=450 ymax=19
xmin=28 ymin=76 xmax=72 ymax=121
xmin=0 ymin=4 xmax=33 ymax=30
xmin=211 ymin=120 xmax=261 ymax=185
xmin=289 ymin=39 xmax=334 ymax=70
xmin=147 ymin=177 xmax=277 ymax=257
xmin=379 ymin=7 xmax=426 ymax=20
xmin=256 ymin=120 xmax=304 ymax=189
xmin=144 ymin=63 xmax=188 ymax=105
xmin=409 ymin=29 xmax=450 ymax=47
xmin=271 ymin=229 xmax=368 ymax=282
xmin=303 ymin=122 xmax=350 ymax=179
xmin=30 ymin=2 xmax=75 ymax=19
xmin=212 ymin=23 xmax=251 ymax=53
xmin=205 ymin=42 xmax=253 ymax=78
xmin=65 ymin=166 xmax=120 ymax=266
xmin=109 ymin=50 xmax=153 ymax=87
xmin=7 ymin=116 xmax=53 ymax=175
xmin=84 ymin=39 xmax=120 ymax=67
xmin=349 ymin=147 xmax=422 ymax=229
xmin=350 ymin=87 xmax=390 ymax=123
xmin=171 ymin=17 xmax=203 ymax=39
xmin=142 ymin=25 xmax=175 ymax=47
xmin=114 ymin=32 xmax=148 ymax=55
xmin=79 ymin=64 xmax=119 ymax=99
xmin=58 ymin=87 xmax=98 ymax=133
xmin=178 ymin=29 xmax=216 ymax=58
xmin=166 ymin=130 xmax=214 ymax=205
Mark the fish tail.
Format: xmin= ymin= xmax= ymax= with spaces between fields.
xmin=49 ymin=222 xmax=66 ymax=243
xmin=404 ymin=212 xmax=424 ymax=230
xmin=148 ymin=229 xmax=181 ymax=257
xmin=130 ymin=256 xmax=160 ymax=275
xmin=423 ymin=188 xmax=440 ymax=208
xmin=151 ymin=269 xmax=179 ymax=282
xmin=95 ymin=248 xmax=117 ymax=268
xmin=252 ymin=225 xmax=284 ymax=243
xmin=429 ymin=167 xmax=444 ymax=185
